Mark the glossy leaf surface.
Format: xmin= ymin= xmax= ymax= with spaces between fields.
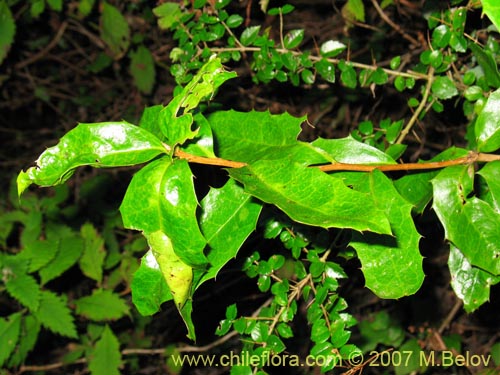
xmin=146 ymin=230 xmax=193 ymax=310
xmin=17 ymin=122 xmax=165 ymax=195
xmin=432 ymin=166 xmax=500 ymax=275
xmin=312 ymin=136 xmax=396 ymax=164
xmin=131 ymin=250 xmax=173 ymax=316
xmin=160 ymin=56 xmax=236 ymax=146
xmin=209 ymin=110 xmax=328 ymax=165
xmin=120 ymin=158 xmax=207 ymax=266
xmin=481 ymin=0 xmax=500 ymax=32
xmin=230 ymin=161 xmax=391 ymax=234
xmin=199 ymin=179 xmax=262 ymax=285
xmin=449 ymin=245 xmax=500 ymax=312
xmin=475 ymin=88 xmax=500 ymax=152
xmin=350 ymin=171 xmax=423 ymax=298
xmin=477 ymin=160 xmax=500 ymax=212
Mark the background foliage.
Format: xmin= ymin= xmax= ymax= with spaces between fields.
xmin=1 ymin=0 xmax=500 ymax=374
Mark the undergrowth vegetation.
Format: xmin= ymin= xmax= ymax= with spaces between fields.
xmin=1 ymin=1 xmax=500 ymax=374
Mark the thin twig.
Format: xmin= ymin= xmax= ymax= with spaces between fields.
xmin=172 ymin=144 xmax=500 ymax=173
xmin=369 ymin=0 xmax=420 ymax=46
xmin=396 ymin=66 xmax=435 ymax=144
xmin=438 ymin=299 xmax=463 ymax=335
xmin=15 ymin=21 xmax=69 ymax=70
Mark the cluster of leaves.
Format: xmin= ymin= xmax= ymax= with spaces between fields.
xmin=0 ymin=179 xmax=141 ymax=374
xmin=217 ymin=219 xmax=359 ymax=373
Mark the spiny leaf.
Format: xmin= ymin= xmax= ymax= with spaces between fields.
xmin=17 ymin=122 xmax=165 ymax=195
xmin=34 ymin=291 xmax=77 ymax=338
xmin=350 ymin=170 xmax=424 ymax=299
xmin=74 ymin=289 xmax=129 ymax=321
xmin=160 ymin=56 xmax=236 ymax=147
xmin=199 ymin=179 xmax=262 ymax=285
xmin=209 ymin=110 xmax=328 ymax=165
xmin=88 ymin=325 xmax=121 ymax=375
xmin=229 ymin=160 xmax=391 ymax=234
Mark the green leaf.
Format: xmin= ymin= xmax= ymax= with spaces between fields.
xmin=7 ymin=316 xmax=40 ymax=367
xmin=0 ymin=313 xmax=22 ymax=367
xmin=469 ymin=43 xmax=500 ymax=88
xmin=17 ymin=122 xmax=165 ymax=195
xmin=199 ymin=179 xmax=262 ymax=285
xmin=481 ymin=0 xmax=500 ymax=32
xmin=0 ymin=1 xmax=15 ymax=65
xmin=131 ymin=250 xmax=173 ymax=316
xmin=145 ymin=230 xmax=193 ymax=310
xmin=100 ymin=2 xmax=130 ymax=58
xmin=449 ymin=245 xmax=500 ymax=312
xmin=343 ymin=0 xmax=365 ymax=22
xmin=312 ymin=136 xmax=396 ymax=164
xmin=477 ymin=161 xmax=500 ymax=212
xmin=320 ymin=40 xmax=346 ymax=58
xmin=284 ymin=29 xmax=304 ymax=49
xmin=120 ymin=158 xmax=207 ymax=267
xmin=432 ymin=166 xmax=500 ymax=275
xmin=315 ymin=59 xmax=335 ymax=83
xmin=475 ymin=88 xmax=500 ymax=152
xmin=46 ymin=0 xmax=61 ymax=10
xmin=39 ymin=234 xmax=84 ymax=285
xmin=79 ymin=223 xmax=106 ymax=284
xmin=153 ymin=2 xmax=182 ymax=29
xmin=160 ymin=56 xmax=236 ymax=147
xmin=130 ymin=45 xmax=156 ymax=94
xmin=226 ymin=14 xmax=244 ymax=28
xmin=241 ymin=25 xmax=261 ymax=46
xmin=394 ymin=147 xmax=469 ymax=213
xmin=209 ymin=110 xmax=328 ymax=165
xmin=74 ymin=289 xmax=129 ymax=321
xmin=88 ymin=325 xmax=121 ymax=375
xmin=182 ymin=113 xmax=216 ymax=158
xmin=350 ymin=171 xmax=423 ymax=298
xmin=431 ymin=76 xmax=458 ymax=99
xmin=34 ymin=291 xmax=77 ymax=338
xmin=23 ymin=239 xmax=59 ymax=272
xmin=5 ymin=272 xmax=40 ymax=312
xmin=340 ymin=64 xmax=357 ymax=88
xmin=229 ymin=161 xmax=391 ymax=234
xmin=139 ymin=104 xmax=164 ymax=140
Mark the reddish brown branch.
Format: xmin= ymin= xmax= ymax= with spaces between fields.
xmin=172 ymin=148 xmax=500 ymax=173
